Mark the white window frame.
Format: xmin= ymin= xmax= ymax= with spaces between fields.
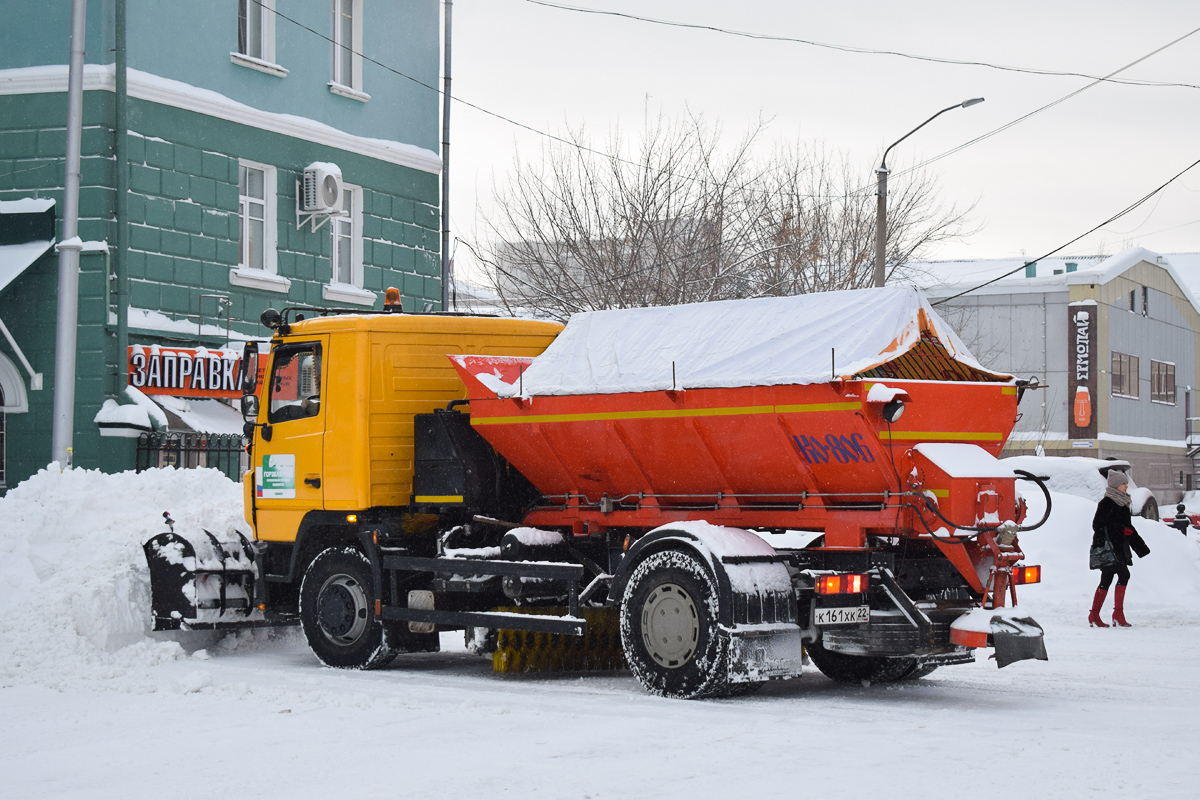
xmin=1151 ymin=359 xmax=1176 ymax=406
xmin=230 ymin=159 xmax=289 ymax=293
xmin=329 ymin=0 xmax=369 ymax=101
xmin=232 ymin=0 xmax=288 ymax=77
xmin=323 ymin=183 xmax=375 ymax=305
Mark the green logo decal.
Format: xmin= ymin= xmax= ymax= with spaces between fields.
xmin=257 ymin=454 xmax=296 ymax=499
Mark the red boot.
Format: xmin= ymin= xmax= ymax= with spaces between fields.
xmin=1112 ymin=584 xmax=1132 ymax=627
xmin=1088 ymin=588 xmax=1109 ymax=627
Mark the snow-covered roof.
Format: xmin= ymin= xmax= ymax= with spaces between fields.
xmin=0 ymin=198 xmax=55 ymax=214
xmin=915 ymin=248 xmax=1200 ymax=316
xmin=490 ymin=285 xmax=1009 ymax=398
xmin=0 ymin=240 xmax=54 ymax=296
xmin=151 ymin=395 xmax=245 ymax=435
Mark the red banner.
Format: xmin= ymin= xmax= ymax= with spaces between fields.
xmin=128 ymin=346 xmax=245 ymax=398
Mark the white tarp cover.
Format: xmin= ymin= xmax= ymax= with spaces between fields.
xmin=492 ymin=286 xmax=1007 ymax=397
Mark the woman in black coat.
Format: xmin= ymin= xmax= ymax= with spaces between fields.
xmin=1089 ymin=470 xmax=1140 ymax=627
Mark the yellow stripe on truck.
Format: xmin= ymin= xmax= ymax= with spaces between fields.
xmin=414 ymin=495 xmax=464 ymax=504
xmin=472 ymin=402 xmax=862 ymax=427
xmin=878 ymin=431 xmax=1003 ymax=441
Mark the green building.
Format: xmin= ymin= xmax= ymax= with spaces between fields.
xmin=0 ymin=0 xmax=443 ymax=493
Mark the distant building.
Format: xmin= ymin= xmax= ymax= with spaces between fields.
xmin=919 ymin=248 xmax=1200 ymax=509
xmin=0 ymin=0 xmax=442 ymax=493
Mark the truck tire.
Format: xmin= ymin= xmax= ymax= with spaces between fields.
xmin=806 ymin=639 xmax=914 ymax=685
xmin=299 ymin=547 xmax=395 ymax=670
xmin=620 ymin=549 xmax=733 ymax=699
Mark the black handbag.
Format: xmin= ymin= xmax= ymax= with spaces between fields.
xmin=1090 ymin=537 xmax=1117 ymax=570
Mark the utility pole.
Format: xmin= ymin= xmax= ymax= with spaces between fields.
xmin=51 ymin=0 xmax=87 ymax=467
xmin=440 ymin=0 xmax=453 ymax=311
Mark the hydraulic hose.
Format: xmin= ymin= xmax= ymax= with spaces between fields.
xmin=918 ymin=469 xmax=1052 ymax=535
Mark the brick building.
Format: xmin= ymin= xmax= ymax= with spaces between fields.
xmin=0 ymin=0 xmax=442 ymax=492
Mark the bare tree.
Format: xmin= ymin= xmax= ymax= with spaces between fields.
xmin=747 ymin=143 xmax=974 ymax=295
xmin=476 ymin=117 xmax=972 ymax=320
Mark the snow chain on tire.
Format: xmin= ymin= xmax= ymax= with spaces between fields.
xmin=620 ymin=549 xmax=738 ymax=699
xmin=299 ymin=546 xmax=396 ymax=670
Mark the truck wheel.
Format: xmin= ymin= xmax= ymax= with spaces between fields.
xmin=620 ymin=550 xmax=731 ymax=699
xmin=299 ymin=547 xmax=395 ymax=670
xmin=806 ymin=639 xmax=912 ymax=685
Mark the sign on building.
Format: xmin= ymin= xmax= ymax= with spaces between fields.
xmin=128 ymin=346 xmax=246 ymax=399
xmin=1067 ymin=301 xmax=1098 ymax=440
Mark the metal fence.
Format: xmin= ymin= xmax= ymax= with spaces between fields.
xmin=136 ymin=432 xmax=248 ymax=482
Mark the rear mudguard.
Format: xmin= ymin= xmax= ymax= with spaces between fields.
xmin=611 ymin=523 xmax=804 ymax=683
xmin=950 ymin=607 xmax=1048 ymax=667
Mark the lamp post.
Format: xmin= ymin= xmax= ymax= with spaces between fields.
xmin=874 ymin=97 xmax=984 ymax=288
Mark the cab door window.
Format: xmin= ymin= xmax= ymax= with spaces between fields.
xmin=268 ymin=344 xmax=322 ymax=423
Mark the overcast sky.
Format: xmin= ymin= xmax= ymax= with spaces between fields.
xmin=446 ymin=0 xmax=1199 ymax=277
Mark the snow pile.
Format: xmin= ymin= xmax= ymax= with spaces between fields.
xmin=0 ymin=465 xmax=265 ymax=689
xmin=1003 ymin=455 xmax=1107 ymax=500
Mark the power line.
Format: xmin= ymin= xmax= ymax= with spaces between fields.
xmin=889 ymin=24 xmax=1200 ymax=181
xmin=527 ymin=1 xmax=1200 ymax=91
xmin=931 ymin=154 xmax=1200 ymax=305
xmin=259 ymin=2 xmax=859 ymax=201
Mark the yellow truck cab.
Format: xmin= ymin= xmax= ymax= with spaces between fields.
xmin=244 ymin=307 xmax=561 ymax=555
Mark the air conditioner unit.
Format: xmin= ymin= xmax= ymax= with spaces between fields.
xmin=302 ymin=162 xmax=343 ymax=214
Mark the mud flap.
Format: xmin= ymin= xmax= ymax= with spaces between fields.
xmin=950 ymin=608 xmax=1048 ymax=668
xmin=726 ymin=624 xmax=805 ymax=684
xmin=143 ymin=530 xmax=265 ymax=631
xmin=992 ymin=616 xmax=1048 ymax=668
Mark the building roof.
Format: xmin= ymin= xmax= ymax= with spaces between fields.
xmin=913 ymin=247 xmax=1200 ymax=317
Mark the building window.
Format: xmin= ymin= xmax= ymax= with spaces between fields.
xmin=230 ymin=160 xmax=285 ymax=292
xmin=238 ymin=0 xmax=266 ymax=59
xmin=331 ymin=185 xmax=361 ymax=286
xmin=1111 ymin=352 xmax=1139 ymax=399
xmin=330 ymin=0 xmax=366 ymax=98
xmin=239 ymin=163 xmax=267 ymax=270
xmin=1151 ymin=360 xmax=1176 ymax=405
xmin=323 ymin=183 xmax=373 ymax=305
xmin=237 ymin=161 xmax=277 ymax=272
xmin=233 ymin=0 xmax=286 ymax=76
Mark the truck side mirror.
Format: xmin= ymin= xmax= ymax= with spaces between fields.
xmin=240 ymin=394 xmax=260 ymax=421
xmin=238 ymin=341 xmax=260 ymax=394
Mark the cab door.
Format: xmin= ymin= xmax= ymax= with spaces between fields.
xmin=252 ymin=337 xmax=327 ymax=541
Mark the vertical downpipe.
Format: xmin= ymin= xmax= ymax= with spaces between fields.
xmin=51 ymin=0 xmax=88 ymax=467
xmin=440 ymin=0 xmax=453 ymax=310
xmin=115 ymin=0 xmax=129 ymax=393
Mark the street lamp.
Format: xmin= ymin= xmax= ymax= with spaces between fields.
xmin=874 ymin=97 xmax=984 ymax=288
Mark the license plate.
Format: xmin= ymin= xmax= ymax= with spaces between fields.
xmin=815 ymin=605 xmax=870 ymax=626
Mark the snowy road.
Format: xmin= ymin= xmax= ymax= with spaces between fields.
xmin=4 ymin=609 xmax=1198 ymax=800
xmin=4 ymin=467 xmax=1199 ymax=798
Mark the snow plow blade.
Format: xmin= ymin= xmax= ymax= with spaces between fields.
xmin=143 ymin=529 xmax=271 ymax=631
xmin=950 ymin=608 xmax=1048 ymax=668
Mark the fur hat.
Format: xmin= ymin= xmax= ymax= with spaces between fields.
xmin=1107 ymin=470 xmax=1130 ymax=489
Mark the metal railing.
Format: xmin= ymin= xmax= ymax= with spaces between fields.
xmin=136 ymin=432 xmax=247 ymax=482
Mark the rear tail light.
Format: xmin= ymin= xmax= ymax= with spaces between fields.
xmin=815 ymin=573 xmax=870 ymax=595
xmin=1012 ymin=565 xmax=1041 ymax=584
